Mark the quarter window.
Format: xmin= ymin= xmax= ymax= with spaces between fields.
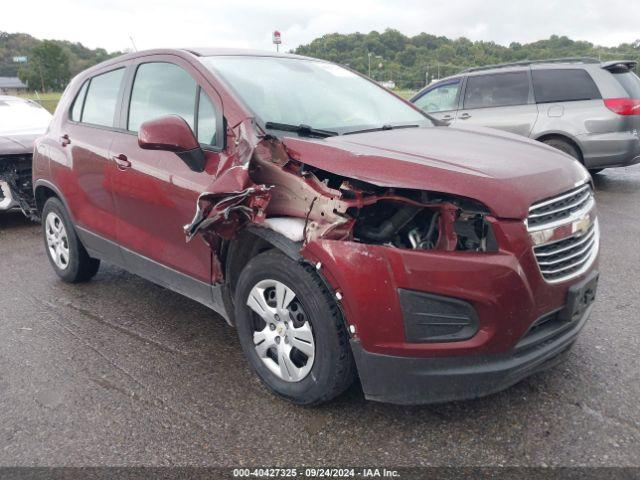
xmin=463 ymin=72 xmax=530 ymax=109
xmin=81 ymin=68 xmax=125 ymax=127
xmin=197 ymin=90 xmax=217 ymax=145
xmin=414 ymin=80 xmax=461 ymax=113
xmin=70 ymin=81 xmax=89 ymax=122
xmin=532 ymin=69 xmax=601 ymax=103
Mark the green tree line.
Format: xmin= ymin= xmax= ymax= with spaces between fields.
xmin=294 ymin=30 xmax=640 ymax=89
xmin=0 ymin=32 xmax=121 ymax=91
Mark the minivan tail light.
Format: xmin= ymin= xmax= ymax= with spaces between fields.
xmin=604 ymin=98 xmax=640 ymax=115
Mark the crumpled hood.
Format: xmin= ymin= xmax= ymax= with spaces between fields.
xmin=281 ymin=125 xmax=590 ymax=219
xmin=0 ymin=133 xmax=39 ymax=156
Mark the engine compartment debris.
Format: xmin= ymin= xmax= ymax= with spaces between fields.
xmin=185 ymin=118 xmax=499 ymax=280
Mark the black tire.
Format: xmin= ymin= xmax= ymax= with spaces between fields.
xmin=234 ymin=250 xmax=355 ymax=405
xmin=542 ymin=137 xmax=581 ymax=160
xmin=42 ymin=197 xmax=100 ymax=283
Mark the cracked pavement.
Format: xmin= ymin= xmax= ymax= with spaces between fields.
xmin=0 ymin=165 xmax=639 ymax=467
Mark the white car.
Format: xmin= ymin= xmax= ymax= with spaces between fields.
xmin=0 ymin=95 xmax=52 ymax=216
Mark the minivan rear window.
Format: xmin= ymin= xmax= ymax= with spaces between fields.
xmin=532 ymin=69 xmax=601 ymax=103
xmin=463 ymin=72 xmax=530 ymax=109
xmin=612 ymin=71 xmax=640 ymax=98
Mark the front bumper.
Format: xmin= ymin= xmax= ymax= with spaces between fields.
xmin=352 ymin=303 xmax=592 ymax=405
xmin=0 ymin=181 xmax=18 ymax=210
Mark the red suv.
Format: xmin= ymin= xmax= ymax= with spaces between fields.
xmin=33 ymin=49 xmax=599 ymax=405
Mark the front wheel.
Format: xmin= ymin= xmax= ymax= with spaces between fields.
xmin=234 ymin=250 xmax=355 ymax=405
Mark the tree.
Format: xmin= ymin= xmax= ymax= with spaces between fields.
xmin=18 ymin=40 xmax=71 ymax=91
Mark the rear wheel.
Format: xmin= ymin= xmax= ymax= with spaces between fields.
xmin=42 ymin=197 xmax=100 ymax=283
xmin=541 ymin=137 xmax=604 ymax=175
xmin=542 ymin=137 xmax=580 ymax=160
xmin=234 ymin=250 xmax=355 ymax=405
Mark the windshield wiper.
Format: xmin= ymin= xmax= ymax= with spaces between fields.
xmin=264 ymin=122 xmax=338 ymax=138
xmin=343 ymin=124 xmax=420 ymax=135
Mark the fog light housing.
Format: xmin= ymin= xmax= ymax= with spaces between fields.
xmin=399 ymin=289 xmax=479 ymax=343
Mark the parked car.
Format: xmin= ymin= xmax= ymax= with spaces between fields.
xmin=411 ymin=58 xmax=640 ymax=173
xmin=0 ymin=95 xmax=51 ymax=216
xmin=33 ymin=49 xmax=599 ymax=405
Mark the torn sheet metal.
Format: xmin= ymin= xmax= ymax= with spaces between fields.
xmin=184 ymin=186 xmax=272 ymax=242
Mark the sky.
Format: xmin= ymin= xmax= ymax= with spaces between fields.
xmin=2 ymin=0 xmax=639 ymax=53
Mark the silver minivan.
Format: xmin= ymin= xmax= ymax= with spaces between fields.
xmin=411 ymin=58 xmax=640 ymax=173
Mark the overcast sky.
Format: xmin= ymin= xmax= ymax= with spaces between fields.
xmin=2 ymin=0 xmax=639 ymax=53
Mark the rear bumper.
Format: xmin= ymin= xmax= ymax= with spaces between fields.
xmin=579 ymin=131 xmax=640 ymax=169
xmin=352 ymin=304 xmax=592 ymax=405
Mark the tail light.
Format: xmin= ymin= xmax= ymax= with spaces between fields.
xmin=604 ymin=98 xmax=640 ymax=115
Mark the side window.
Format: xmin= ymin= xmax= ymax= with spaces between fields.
xmin=81 ymin=68 xmax=125 ymax=127
xmin=128 ymin=62 xmax=197 ymax=132
xmin=196 ymin=91 xmax=217 ymax=145
xmin=463 ymin=72 xmax=530 ymax=109
xmin=532 ymin=69 xmax=601 ymax=103
xmin=70 ymin=81 xmax=89 ymax=122
xmin=414 ymin=80 xmax=461 ymax=113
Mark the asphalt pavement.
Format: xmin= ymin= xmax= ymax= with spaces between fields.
xmin=0 ymin=165 xmax=639 ymax=467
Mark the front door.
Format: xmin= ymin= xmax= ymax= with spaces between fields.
xmin=109 ymin=59 xmax=224 ymax=291
xmin=412 ymin=78 xmax=462 ymax=124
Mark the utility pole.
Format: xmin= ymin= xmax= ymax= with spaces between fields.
xmin=368 ymin=52 xmax=372 ymax=77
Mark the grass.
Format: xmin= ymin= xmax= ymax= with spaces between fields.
xmin=394 ymin=89 xmax=417 ymax=99
xmin=16 ymin=91 xmax=62 ymax=113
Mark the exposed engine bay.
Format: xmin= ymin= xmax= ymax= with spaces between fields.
xmin=184 ymin=118 xmax=499 ymax=282
xmin=0 ymin=155 xmax=37 ymax=220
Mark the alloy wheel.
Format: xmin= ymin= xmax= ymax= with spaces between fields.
xmin=45 ymin=212 xmax=70 ymax=270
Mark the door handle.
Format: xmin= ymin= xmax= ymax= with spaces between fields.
xmin=112 ymin=154 xmax=131 ymax=170
xmin=459 ymin=113 xmax=471 ymax=120
xmin=60 ymin=134 xmax=71 ymax=146
xmin=442 ymin=115 xmax=453 ymax=121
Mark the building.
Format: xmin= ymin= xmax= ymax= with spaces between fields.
xmin=0 ymin=77 xmax=27 ymax=94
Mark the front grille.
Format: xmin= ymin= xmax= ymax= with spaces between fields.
xmin=527 ymin=183 xmax=592 ymax=228
xmin=528 ymin=183 xmax=599 ymax=283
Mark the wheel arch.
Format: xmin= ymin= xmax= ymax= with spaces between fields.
xmin=534 ymin=132 xmax=585 ymax=163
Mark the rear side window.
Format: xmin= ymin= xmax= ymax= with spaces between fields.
xmin=532 ymin=69 xmax=601 ymax=103
xmin=128 ymin=62 xmax=197 ymax=132
xmin=463 ymin=72 xmax=530 ymax=109
xmin=414 ymin=79 xmax=461 ymax=113
xmin=70 ymin=81 xmax=89 ymax=122
xmin=81 ymin=68 xmax=125 ymax=127
xmin=612 ymin=71 xmax=640 ymax=98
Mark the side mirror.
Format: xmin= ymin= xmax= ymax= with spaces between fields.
xmin=138 ymin=115 xmax=206 ymax=172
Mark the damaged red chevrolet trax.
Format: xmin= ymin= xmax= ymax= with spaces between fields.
xmin=33 ymin=49 xmax=600 ymax=405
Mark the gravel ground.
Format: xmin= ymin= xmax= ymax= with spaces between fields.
xmin=0 ymin=165 xmax=638 ymax=467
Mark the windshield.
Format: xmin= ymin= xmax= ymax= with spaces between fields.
xmin=0 ymin=98 xmax=52 ymax=135
xmin=201 ymin=56 xmax=430 ymax=133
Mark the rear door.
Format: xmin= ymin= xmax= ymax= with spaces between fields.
xmin=108 ymin=56 xmax=224 ymax=289
xmin=412 ymin=78 xmax=462 ymax=123
xmin=456 ymin=71 xmax=539 ymax=137
xmin=59 ymin=66 xmax=126 ymax=248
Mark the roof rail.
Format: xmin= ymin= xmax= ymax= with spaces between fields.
xmin=463 ymin=57 xmax=601 ymax=73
